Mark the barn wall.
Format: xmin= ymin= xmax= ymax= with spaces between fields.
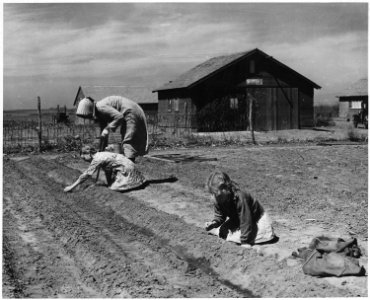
xmin=338 ymin=102 xmax=361 ymax=121
xmin=299 ymin=88 xmax=314 ymax=128
xmin=249 ymin=87 xmax=299 ymax=131
xmin=156 ymin=52 xmax=317 ymax=132
xmin=188 ymin=56 xmax=292 ymax=107
xmin=262 ymin=59 xmax=315 ymax=129
xmin=339 ymin=101 xmax=350 ymax=119
xmin=338 ymin=96 xmax=368 ymax=120
xmin=139 ymin=103 xmax=158 ymax=119
xmin=249 ymin=88 xmax=271 ymax=131
xmin=157 ymin=90 xmax=197 ymax=132
xmin=276 ymin=87 xmax=299 ymax=130
xmin=189 ymin=85 xmax=300 ymax=132
xmin=195 ymin=93 xmax=248 ymax=132
xmin=347 ymin=108 xmax=362 ymax=121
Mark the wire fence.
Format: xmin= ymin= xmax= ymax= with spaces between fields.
xmin=3 ymin=120 xmax=99 ymax=153
xmin=3 ymin=113 xmax=161 ymax=154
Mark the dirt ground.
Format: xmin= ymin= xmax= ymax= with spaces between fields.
xmin=2 ymin=141 xmax=368 ymax=297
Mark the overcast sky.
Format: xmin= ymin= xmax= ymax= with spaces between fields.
xmin=3 ymin=2 xmax=368 ymax=110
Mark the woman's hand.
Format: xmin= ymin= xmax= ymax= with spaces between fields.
xmin=64 ymin=186 xmax=73 ymax=193
xmin=101 ymin=128 xmax=109 ymax=137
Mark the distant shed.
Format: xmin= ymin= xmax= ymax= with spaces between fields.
xmin=337 ymin=78 xmax=368 ymax=120
xmin=153 ymin=48 xmax=321 ymax=132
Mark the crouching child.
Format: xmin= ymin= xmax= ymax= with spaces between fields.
xmin=64 ymin=145 xmax=146 ymax=193
xmin=205 ymin=171 xmax=276 ymax=248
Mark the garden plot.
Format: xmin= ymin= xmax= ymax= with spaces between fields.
xmin=3 ymin=144 xmax=368 ymax=297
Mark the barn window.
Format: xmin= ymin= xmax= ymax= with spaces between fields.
xmin=173 ymin=99 xmax=180 ymax=112
xmin=168 ymin=99 xmax=172 ymax=112
xmin=350 ymin=101 xmax=362 ymax=109
xmin=230 ymin=98 xmax=238 ymax=109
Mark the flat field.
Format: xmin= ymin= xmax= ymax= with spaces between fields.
xmin=3 ymin=143 xmax=368 ymax=297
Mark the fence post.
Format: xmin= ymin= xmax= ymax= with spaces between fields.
xmin=37 ymin=96 xmax=42 ymax=152
xmin=247 ymin=91 xmax=256 ymax=144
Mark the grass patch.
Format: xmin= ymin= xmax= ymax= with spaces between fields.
xmin=347 ymin=128 xmax=368 ymax=142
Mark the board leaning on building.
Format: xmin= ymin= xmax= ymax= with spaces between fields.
xmin=153 ymin=48 xmax=321 ymax=133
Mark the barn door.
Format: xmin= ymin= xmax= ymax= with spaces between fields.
xmin=246 ymin=87 xmax=275 ymax=131
xmin=272 ymin=87 xmax=299 ymax=130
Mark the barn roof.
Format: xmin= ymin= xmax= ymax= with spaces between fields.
xmin=153 ymin=48 xmax=321 ymax=92
xmin=74 ymin=85 xmax=158 ymax=106
xmin=337 ymin=78 xmax=368 ymax=98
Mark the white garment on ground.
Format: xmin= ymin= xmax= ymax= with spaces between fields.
xmin=81 ymin=152 xmax=146 ymax=192
xmin=208 ymin=212 xmax=275 ymax=245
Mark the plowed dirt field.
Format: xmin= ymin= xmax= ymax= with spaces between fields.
xmin=3 ymin=144 xmax=368 ymax=298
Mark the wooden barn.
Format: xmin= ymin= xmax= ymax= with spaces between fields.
xmin=153 ymin=48 xmax=321 ymax=132
xmin=73 ymin=85 xmax=158 ymax=124
xmin=337 ymin=78 xmax=368 ymax=121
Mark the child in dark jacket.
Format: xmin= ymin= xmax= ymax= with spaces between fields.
xmin=205 ymin=171 xmax=275 ymax=248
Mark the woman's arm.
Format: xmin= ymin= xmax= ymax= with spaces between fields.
xmin=97 ymin=105 xmax=124 ymax=132
xmin=64 ymin=172 xmax=91 ymax=192
xmin=64 ymin=158 xmax=101 ymax=192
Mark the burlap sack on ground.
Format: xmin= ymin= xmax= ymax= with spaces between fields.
xmin=293 ymin=236 xmax=366 ymax=277
xmin=302 ymin=250 xmax=365 ymax=277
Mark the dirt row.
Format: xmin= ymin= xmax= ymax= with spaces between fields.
xmin=3 ymin=158 xmax=246 ymax=298
xmin=137 ymin=145 xmax=368 ymax=239
xmin=3 ymin=149 xmax=367 ymax=297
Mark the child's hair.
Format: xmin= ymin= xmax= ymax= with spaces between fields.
xmin=206 ymin=171 xmax=239 ymax=195
xmin=80 ymin=145 xmax=97 ymax=156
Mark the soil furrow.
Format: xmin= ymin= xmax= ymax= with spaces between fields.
xmin=17 ymin=156 xmax=362 ymax=298
xmin=5 ymin=158 xmax=248 ymax=298
xmin=3 ymin=178 xmax=103 ymax=298
xmin=2 ymin=234 xmax=26 ymax=298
